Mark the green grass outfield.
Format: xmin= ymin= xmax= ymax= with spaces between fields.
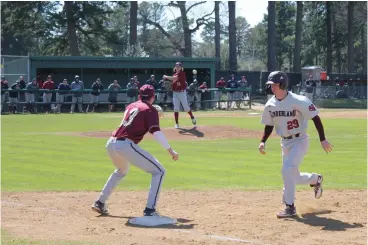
xmin=1 ymin=110 xmax=366 ymax=192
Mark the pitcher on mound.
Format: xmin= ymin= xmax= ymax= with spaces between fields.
xmin=163 ymin=62 xmax=197 ymax=129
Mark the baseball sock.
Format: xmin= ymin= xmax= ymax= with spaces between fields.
xmin=174 ymin=112 xmax=179 ymax=124
xmin=98 ymin=170 xmax=125 ymax=203
xmin=187 ymin=111 xmax=194 ymax=119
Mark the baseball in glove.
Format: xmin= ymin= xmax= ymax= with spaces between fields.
xmin=152 ymin=104 xmax=164 ymax=117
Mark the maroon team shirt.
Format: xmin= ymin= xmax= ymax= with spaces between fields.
xmin=216 ymin=80 xmax=226 ymax=88
xmin=172 ymin=70 xmax=187 ymax=92
xmin=112 ymin=101 xmax=160 ymax=144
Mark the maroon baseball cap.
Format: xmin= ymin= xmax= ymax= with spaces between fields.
xmin=140 ymin=84 xmax=155 ymax=98
xmin=175 ymin=62 xmax=182 ymax=66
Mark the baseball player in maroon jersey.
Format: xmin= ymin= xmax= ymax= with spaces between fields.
xmin=163 ymin=62 xmax=197 ymax=129
xmin=92 ymin=85 xmax=179 ymax=217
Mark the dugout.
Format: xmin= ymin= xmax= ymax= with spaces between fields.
xmin=29 ymin=56 xmax=218 ymax=88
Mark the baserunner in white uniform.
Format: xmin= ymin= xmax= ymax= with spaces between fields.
xmin=259 ymin=71 xmax=333 ymax=218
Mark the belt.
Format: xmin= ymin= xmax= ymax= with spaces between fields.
xmin=282 ymin=133 xmax=300 ymax=140
xmin=174 ymin=90 xmax=185 ymax=92
xmin=116 ymin=138 xmax=126 ymax=141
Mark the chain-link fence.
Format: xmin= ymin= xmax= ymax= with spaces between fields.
xmin=1 ymin=55 xmax=30 ymax=83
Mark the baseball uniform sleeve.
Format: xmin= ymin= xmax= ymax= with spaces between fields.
xmin=296 ymin=96 xmax=319 ymax=120
xmin=146 ymin=109 xmax=160 ymax=134
xmin=261 ymin=106 xmax=274 ymax=126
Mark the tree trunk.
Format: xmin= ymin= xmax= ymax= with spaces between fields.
xmin=178 ymin=2 xmax=192 ymax=57
xmin=215 ymin=1 xmax=221 ymax=69
xmin=129 ymin=1 xmax=138 ymax=47
xmin=267 ymin=1 xmax=276 ymax=71
xmin=326 ymin=2 xmax=333 ymax=73
xmin=362 ymin=28 xmax=367 ymax=75
xmin=293 ymin=1 xmax=303 ymax=72
xmin=347 ymin=2 xmax=355 ymax=73
xmin=228 ymin=1 xmax=237 ymax=71
xmin=64 ymin=1 xmax=80 ymax=56
xmin=331 ymin=3 xmax=341 ymax=73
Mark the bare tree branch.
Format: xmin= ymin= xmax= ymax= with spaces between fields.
xmin=186 ymin=1 xmax=207 ymax=14
xmin=189 ymin=7 xmax=215 ymax=33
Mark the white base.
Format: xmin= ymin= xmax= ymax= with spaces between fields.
xmin=128 ymin=216 xmax=177 ymax=227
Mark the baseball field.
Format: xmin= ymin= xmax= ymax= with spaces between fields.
xmin=1 ymin=107 xmax=367 ymax=245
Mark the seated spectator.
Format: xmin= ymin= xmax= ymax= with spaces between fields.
xmin=108 ymin=80 xmax=121 ymax=112
xmin=25 ymin=78 xmax=39 ymax=113
xmin=55 ymin=79 xmax=71 ymax=113
xmin=1 ymin=76 xmax=8 ymax=114
xmin=126 ymin=78 xmax=138 ymax=105
xmin=87 ymin=78 xmax=104 ymax=113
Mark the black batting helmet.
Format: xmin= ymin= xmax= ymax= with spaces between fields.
xmin=266 ymin=71 xmax=288 ymax=90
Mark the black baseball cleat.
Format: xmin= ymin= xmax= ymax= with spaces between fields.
xmin=143 ymin=208 xmax=160 ymax=217
xmin=92 ymin=200 xmax=109 ymax=215
xmin=277 ymin=204 xmax=296 ymax=218
xmin=310 ymin=175 xmax=323 ymax=199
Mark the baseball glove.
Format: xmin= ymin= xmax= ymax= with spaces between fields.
xmin=152 ymin=104 xmax=164 ymax=117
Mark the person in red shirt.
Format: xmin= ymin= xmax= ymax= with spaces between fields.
xmin=42 ymin=75 xmax=55 ymax=113
xmin=163 ymin=62 xmax=197 ymax=128
xmin=92 ymin=85 xmax=179 ymax=217
xmin=214 ymin=77 xmax=226 ymax=109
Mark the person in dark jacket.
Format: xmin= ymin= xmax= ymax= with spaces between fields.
xmin=1 ymin=76 xmax=9 ymax=113
xmin=145 ymin=75 xmax=157 ymax=88
xmin=17 ymin=76 xmax=27 ymax=113
xmin=9 ymin=82 xmax=20 ymax=113
xmin=55 ymin=79 xmax=71 ymax=113
xmin=25 ymin=78 xmax=39 ymax=113
xmin=108 ymin=80 xmax=121 ymax=112
xmin=87 ymin=78 xmax=104 ymax=113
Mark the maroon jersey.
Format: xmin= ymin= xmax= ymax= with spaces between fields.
xmin=172 ymin=70 xmax=187 ymax=92
xmin=112 ymin=100 xmax=160 ymax=144
xmin=216 ymin=80 xmax=226 ymax=88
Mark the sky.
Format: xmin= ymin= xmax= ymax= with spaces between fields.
xmin=158 ymin=1 xmax=269 ymax=42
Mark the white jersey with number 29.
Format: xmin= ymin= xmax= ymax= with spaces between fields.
xmin=261 ymin=92 xmax=319 ymax=137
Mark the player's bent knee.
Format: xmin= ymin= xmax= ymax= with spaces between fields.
xmin=114 ymin=168 xmax=127 ymax=178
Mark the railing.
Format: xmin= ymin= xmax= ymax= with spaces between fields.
xmin=291 ymin=85 xmax=367 ymax=100
xmin=0 ymin=87 xmax=252 ymax=113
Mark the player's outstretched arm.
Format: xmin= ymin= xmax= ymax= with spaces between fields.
xmin=259 ymin=125 xmax=274 ymax=155
xmin=152 ymin=131 xmax=179 ymax=161
xmin=311 ymin=115 xmax=333 ymax=153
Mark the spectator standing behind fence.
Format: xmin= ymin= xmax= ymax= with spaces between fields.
xmin=17 ymin=76 xmax=27 ymax=113
xmin=1 ymin=76 xmax=9 ymax=114
xmin=55 ymin=79 xmax=71 ymax=113
xmin=198 ymin=82 xmax=208 ymax=110
xmin=156 ymin=76 xmax=166 ymax=106
xmin=70 ymin=75 xmax=84 ymax=113
xmin=305 ymin=75 xmax=316 ymax=102
xmin=42 ymin=75 xmax=55 ymax=113
xmin=9 ymin=82 xmax=19 ymax=114
xmin=87 ymin=78 xmax=104 ymax=113
xmin=227 ymin=74 xmax=238 ymax=110
xmin=35 ymin=73 xmax=44 ymax=112
xmin=133 ymin=76 xmax=140 ymax=88
xmin=214 ymin=77 xmax=226 ymax=109
xmin=146 ymin=75 xmax=157 ymax=88
xmin=108 ymin=80 xmax=121 ymax=112
xmin=186 ymin=80 xmax=196 ymax=109
xmin=236 ymin=76 xmax=249 ymax=108
xmin=126 ymin=78 xmax=138 ymax=104
xmin=25 ymin=78 xmax=39 ymax=113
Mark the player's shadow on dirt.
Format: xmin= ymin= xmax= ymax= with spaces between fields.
xmin=295 ymin=210 xmax=364 ymax=231
xmin=178 ymin=127 xmax=204 ymax=138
